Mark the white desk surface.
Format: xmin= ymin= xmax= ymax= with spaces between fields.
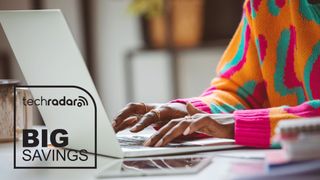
xmin=1 ymin=142 xmax=273 ymax=180
xmin=0 ymin=128 xmax=279 ymax=180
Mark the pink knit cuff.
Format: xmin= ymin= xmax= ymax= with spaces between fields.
xmin=171 ymin=98 xmax=211 ymax=114
xmin=234 ymin=109 xmax=271 ymax=148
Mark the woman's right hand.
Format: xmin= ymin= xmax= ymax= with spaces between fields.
xmin=112 ymin=102 xmax=188 ymax=133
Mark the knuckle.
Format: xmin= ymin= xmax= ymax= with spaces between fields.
xmin=160 ymin=104 xmax=173 ymax=112
xmin=144 ymin=112 xmax=155 ymax=119
xmin=127 ymin=102 xmax=138 ymax=109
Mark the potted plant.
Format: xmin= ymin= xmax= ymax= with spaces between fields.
xmin=128 ymin=0 xmax=204 ymax=48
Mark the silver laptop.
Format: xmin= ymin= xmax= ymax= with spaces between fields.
xmin=0 ymin=10 xmax=241 ymax=158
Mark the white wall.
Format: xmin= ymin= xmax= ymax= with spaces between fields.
xmin=93 ymin=0 xmax=143 ymax=118
xmin=129 ymin=47 xmax=226 ymax=102
xmin=177 ymin=47 xmax=225 ymax=98
xmin=131 ymin=50 xmax=173 ymax=103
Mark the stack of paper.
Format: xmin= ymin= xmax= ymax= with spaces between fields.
xmin=264 ymin=117 xmax=320 ymax=175
xmin=276 ymin=117 xmax=320 ymax=161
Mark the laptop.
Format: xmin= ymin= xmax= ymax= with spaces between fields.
xmin=0 ymin=10 xmax=242 ymax=158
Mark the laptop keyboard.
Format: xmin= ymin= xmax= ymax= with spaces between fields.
xmin=117 ymin=135 xmax=197 ymax=148
xmin=117 ymin=136 xmax=148 ymax=147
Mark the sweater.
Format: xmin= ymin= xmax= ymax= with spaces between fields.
xmin=173 ymin=0 xmax=320 ymax=147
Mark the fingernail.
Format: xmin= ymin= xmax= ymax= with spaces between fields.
xmin=183 ymin=127 xmax=190 ymax=135
xmin=130 ymin=125 xmax=140 ymax=132
xmin=154 ymin=139 xmax=163 ymax=147
xmin=131 ymin=123 xmax=143 ymax=132
xmin=143 ymin=139 xmax=151 ymax=146
xmin=130 ymin=127 xmax=137 ymax=132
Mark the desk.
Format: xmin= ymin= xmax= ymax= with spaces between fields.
xmin=0 ymin=142 xmax=278 ymax=179
xmin=0 ymin=142 xmax=272 ymax=179
xmin=0 ymin=126 xmax=294 ymax=180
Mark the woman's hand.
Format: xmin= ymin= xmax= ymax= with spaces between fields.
xmin=112 ymin=102 xmax=188 ymax=133
xmin=143 ymin=103 xmax=235 ymax=147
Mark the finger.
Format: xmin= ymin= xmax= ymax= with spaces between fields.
xmin=113 ymin=103 xmax=145 ymax=128
xmin=114 ymin=116 xmax=138 ymax=133
xmin=155 ymin=120 xmax=191 ymax=147
xmin=143 ymin=119 xmax=182 ymax=147
xmin=130 ymin=105 xmax=172 ymax=132
xmin=183 ymin=117 xmax=213 ymax=135
xmin=114 ymin=116 xmax=139 ymax=133
xmin=130 ymin=110 xmax=160 ymax=132
xmin=130 ymin=103 xmax=185 ymax=132
xmin=152 ymin=121 xmax=167 ymax=129
xmin=186 ymin=103 xmax=207 ymax=115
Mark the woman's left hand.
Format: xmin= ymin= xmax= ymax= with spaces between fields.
xmin=144 ymin=103 xmax=235 ymax=147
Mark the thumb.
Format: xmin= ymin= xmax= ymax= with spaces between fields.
xmin=186 ymin=103 xmax=206 ymax=115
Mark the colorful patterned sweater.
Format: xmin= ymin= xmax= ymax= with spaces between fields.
xmin=173 ymin=0 xmax=320 ymax=147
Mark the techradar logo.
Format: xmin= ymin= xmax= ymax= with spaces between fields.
xmin=14 ymin=85 xmax=97 ymax=169
xmin=23 ymin=95 xmax=89 ymax=107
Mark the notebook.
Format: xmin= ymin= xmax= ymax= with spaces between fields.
xmin=276 ymin=117 xmax=320 ymax=137
xmin=275 ymin=117 xmax=320 ymax=161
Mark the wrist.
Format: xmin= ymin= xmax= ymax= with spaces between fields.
xmin=224 ymin=122 xmax=235 ymax=139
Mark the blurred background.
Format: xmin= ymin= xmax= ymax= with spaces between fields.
xmin=0 ymin=0 xmax=243 ymax=120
